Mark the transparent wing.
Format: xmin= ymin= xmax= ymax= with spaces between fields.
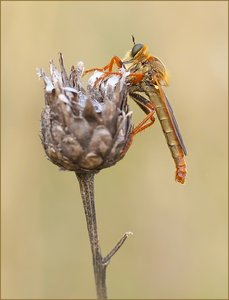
xmin=165 ymin=96 xmax=187 ymax=156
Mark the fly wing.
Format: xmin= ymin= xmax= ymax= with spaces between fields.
xmin=165 ymin=96 xmax=187 ymax=156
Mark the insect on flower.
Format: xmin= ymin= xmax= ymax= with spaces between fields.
xmin=84 ymin=36 xmax=187 ymax=184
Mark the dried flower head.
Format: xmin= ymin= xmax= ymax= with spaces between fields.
xmin=37 ymin=54 xmax=132 ymax=173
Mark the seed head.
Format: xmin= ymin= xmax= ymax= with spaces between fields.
xmin=37 ymin=53 xmax=132 ymax=173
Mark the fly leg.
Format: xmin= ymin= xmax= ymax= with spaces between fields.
xmin=104 ymin=56 xmax=123 ymax=72
xmin=84 ymin=56 xmax=125 ymax=86
xmin=83 ymin=56 xmax=123 ymax=76
xmin=129 ymin=92 xmax=156 ymax=135
xmin=94 ymin=71 xmax=122 ymax=87
xmin=121 ymin=93 xmax=155 ymax=157
xmin=95 ymin=70 xmax=144 ymax=88
xmin=127 ymin=73 xmax=145 ymax=84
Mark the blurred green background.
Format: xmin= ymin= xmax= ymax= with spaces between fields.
xmin=1 ymin=1 xmax=228 ymax=299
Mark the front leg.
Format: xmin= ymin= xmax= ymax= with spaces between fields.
xmin=103 ymin=56 xmax=123 ymax=72
xmin=84 ymin=56 xmax=123 ymax=76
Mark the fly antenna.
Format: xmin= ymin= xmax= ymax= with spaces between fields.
xmin=131 ymin=35 xmax=136 ymax=45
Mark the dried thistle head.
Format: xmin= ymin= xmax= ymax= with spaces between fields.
xmin=37 ymin=54 xmax=132 ymax=173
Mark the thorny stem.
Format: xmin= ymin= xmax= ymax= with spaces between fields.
xmin=75 ymin=172 xmax=132 ymax=299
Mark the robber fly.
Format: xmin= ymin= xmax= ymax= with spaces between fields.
xmin=84 ymin=36 xmax=187 ymax=184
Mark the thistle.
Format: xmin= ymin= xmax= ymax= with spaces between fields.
xmin=38 ymin=53 xmax=132 ymax=173
xmin=37 ymin=53 xmax=133 ymax=299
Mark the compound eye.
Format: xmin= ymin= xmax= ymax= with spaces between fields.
xmin=131 ymin=43 xmax=143 ymax=57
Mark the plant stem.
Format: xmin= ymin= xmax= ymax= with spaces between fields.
xmin=76 ymin=172 xmax=132 ymax=299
